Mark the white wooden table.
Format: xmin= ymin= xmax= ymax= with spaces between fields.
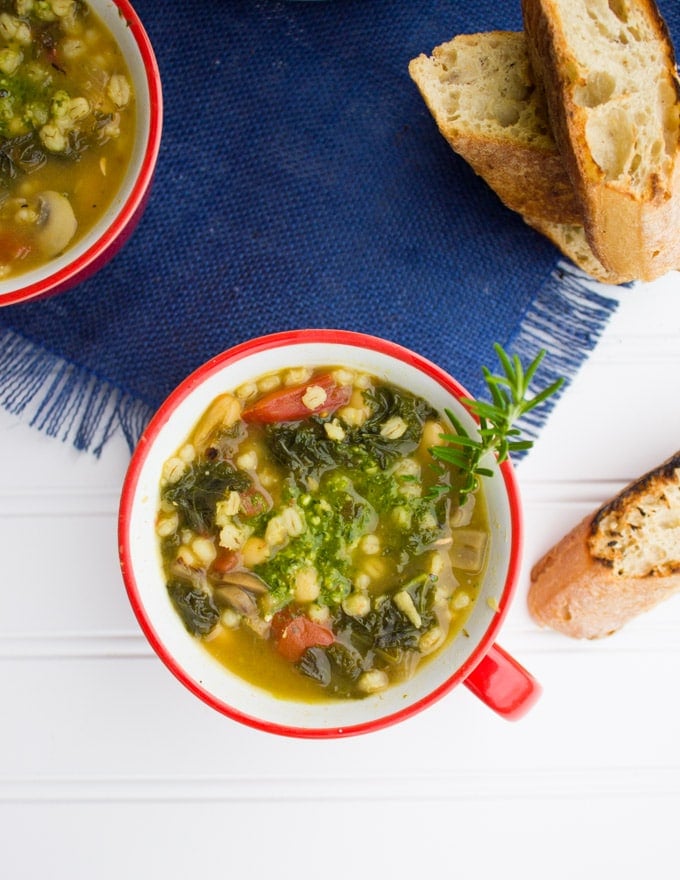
xmin=2 ymin=271 xmax=679 ymax=878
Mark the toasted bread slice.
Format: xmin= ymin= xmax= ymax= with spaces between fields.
xmin=408 ymin=31 xmax=631 ymax=283
xmin=409 ymin=32 xmax=580 ymax=224
xmin=521 ymin=0 xmax=680 ymax=280
xmin=529 ymin=451 xmax=680 ymax=638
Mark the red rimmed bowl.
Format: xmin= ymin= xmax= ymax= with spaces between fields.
xmin=0 ymin=0 xmax=162 ymax=307
xmin=118 ymin=330 xmax=540 ymax=738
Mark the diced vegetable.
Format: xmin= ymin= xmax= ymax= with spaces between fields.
xmin=450 ymin=529 xmax=488 ymax=572
xmin=271 ymin=608 xmax=335 ymax=662
xmin=242 ymin=374 xmax=351 ymax=423
xmin=0 ymin=231 xmax=30 ymax=264
xmin=209 ymin=547 xmax=239 ymax=578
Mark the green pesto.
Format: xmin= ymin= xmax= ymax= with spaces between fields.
xmin=0 ymin=72 xmax=47 ymax=116
xmin=252 ymin=397 xmax=452 ymax=612
xmin=0 ymin=4 xmax=77 ymax=149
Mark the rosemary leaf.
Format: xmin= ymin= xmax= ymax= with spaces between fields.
xmin=427 ymin=344 xmax=563 ymax=505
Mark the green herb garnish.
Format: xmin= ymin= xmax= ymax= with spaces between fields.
xmin=162 ymin=459 xmax=251 ymax=533
xmin=429 ymin=344 xmax=563 ymax=504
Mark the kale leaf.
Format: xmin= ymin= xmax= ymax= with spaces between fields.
xmin=264 ymin=384 xmax=438 ymax=478
xmin=162 ymin=459 xmax=251 ymax=532
xmin=264 ymin=416 xmax=338 ymax=475
xmin=0 ymin=132 xmax=47 ymax=185
xmin=296 ymin=576 xmax=438 ymax=697
xmin=297 ymin=642 xmax=366 ymax=698
xmin=296 ymin=646 xmax=332 ymax=687
xmin=351 ymin=385 xmax=438 ymax=469
xmin=339 ymin=575 xmax=437 ymax=653
xmin=167 ymin=580 xmax=219 ymax=637
xmin=353 ymin=600 xmax=422 ymax=651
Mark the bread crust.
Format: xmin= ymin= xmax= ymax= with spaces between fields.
xmin=521 ymin=215 xmax=631 ymax=283
xmin=521 ymin=0 xmax=680 ymax=280
xmin=529 ymin=451 xmax=680 ymax=638
xmin=440 ymin=128 xmax=581 ymax=225
xmin=409 ymin=33 xmax=583 ymax=225
xmin=592 ymin=451 xmax=680 ymax=569
xmin=409 ymin=32 xmax=632 ymax=283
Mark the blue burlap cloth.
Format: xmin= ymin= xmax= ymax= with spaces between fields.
xmin=2 ymin=0 xmax=675 ymax=455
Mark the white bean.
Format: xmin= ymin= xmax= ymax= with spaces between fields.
xmin=106 ymin=73 xmax=130 ymax=108
xmin=357 ymin=669 xmax=389 ymax=694
xmin=342 ymin=591 xmax=370 ymax=617
xmin=380 ymin=416 xmax=408 ymax=439
xmin=192 ymin=537 xmax=217 ymax=566
xmin=324 ymin=419 xmax=345 ymax=441
xmin=294 ymin=566 xmax=320 ymax=603
xmin=301 ymin=384 xmax=327 ymax=411
xmin=161 ymin=456 xmax=186 ymax=485
xmin=155 ymin=512 xmax=178 ymax=538
xmin=419 ymin=626 xmax=445 ymax=655
xmin=360 ymin=533 xmax=380 ymax=555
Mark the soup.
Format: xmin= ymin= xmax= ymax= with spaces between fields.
xmin=0 ymin=0 xmax=135 ymax=278
xmin=156 ymin=366 xmax=490 ymax=701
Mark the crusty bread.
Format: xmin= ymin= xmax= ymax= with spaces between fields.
xmin=529 ymin=451 xmax=680 ymax=638
xmin=521 ymin=0 xmax=680 ymax=280
xmin=408 ymin=31 xmax=631 ymax=284
xmin=409 ymin=32 xmax=580 ymax=224
xmin=522 ymin=216 xmax=629 ymax=283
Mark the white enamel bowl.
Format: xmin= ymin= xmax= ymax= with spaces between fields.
xmin=118 ymin=330 xmax=537 ymax=738
xmin=0 ymin=0 xmax=162 ymax=307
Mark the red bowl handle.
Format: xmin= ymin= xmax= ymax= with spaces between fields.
xmin=463 ymin=643 xmax=541 ymax=720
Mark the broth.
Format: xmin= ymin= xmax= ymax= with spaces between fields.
xmin=156 ymin=366 xmax=490 ymax=702
xmin=0 ymin=0 xmax=135 ymax=278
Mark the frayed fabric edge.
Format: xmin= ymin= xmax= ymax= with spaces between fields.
xmin=0 ymin=262 xmax=621 ymax=459
xmin=508 ymin=260 xmax=622 ymax=455
xmin=0 ymin=327 xmax=153 ymax=457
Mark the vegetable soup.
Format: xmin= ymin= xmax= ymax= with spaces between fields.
xmin=156 ymin=366 xmax=491 ymax=702
xmin=0 ymin=0 xmax=135 ymax=278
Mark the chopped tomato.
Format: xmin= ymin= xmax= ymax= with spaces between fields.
xmin=209 ymin=547 xmax=239 ymax=576
xmin=242 ymin=373 xmax=351 ymax=423
xmin=271 ymin=608 xmax=335 ymax=662
xmin=0 ymin=231 xmax=30 ymax=264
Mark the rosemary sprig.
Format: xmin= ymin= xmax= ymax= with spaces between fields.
xmin=429 ymin=344 xmax=563 ymax=504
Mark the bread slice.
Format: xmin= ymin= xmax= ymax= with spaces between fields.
xmin=523 ymin=216 xmax=629 ymax=283
xmin=408 ymin=31 xmax=631 ymax=284
xmin=409 ymin=32 xmax=580 ymax=224
xmin=521 ymin=0 xmax=680 ymax=280
xmin=528 ymin=451 xmax=680 ymax=638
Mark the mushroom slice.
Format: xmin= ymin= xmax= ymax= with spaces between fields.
xmin=243 ymin=615 xmax=270 ymax=639
xmin=218 ymin=570 xmax=269 ymax=595
xmin=214 ymin=584 xmax=260 ymax=617
xmin=214 ymin=583 xmax=270 ymax=640
xmin=35 ymin=190 xmax=77 ymax=257
xmin=450 ymin=529 xmax=488 ymax=573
